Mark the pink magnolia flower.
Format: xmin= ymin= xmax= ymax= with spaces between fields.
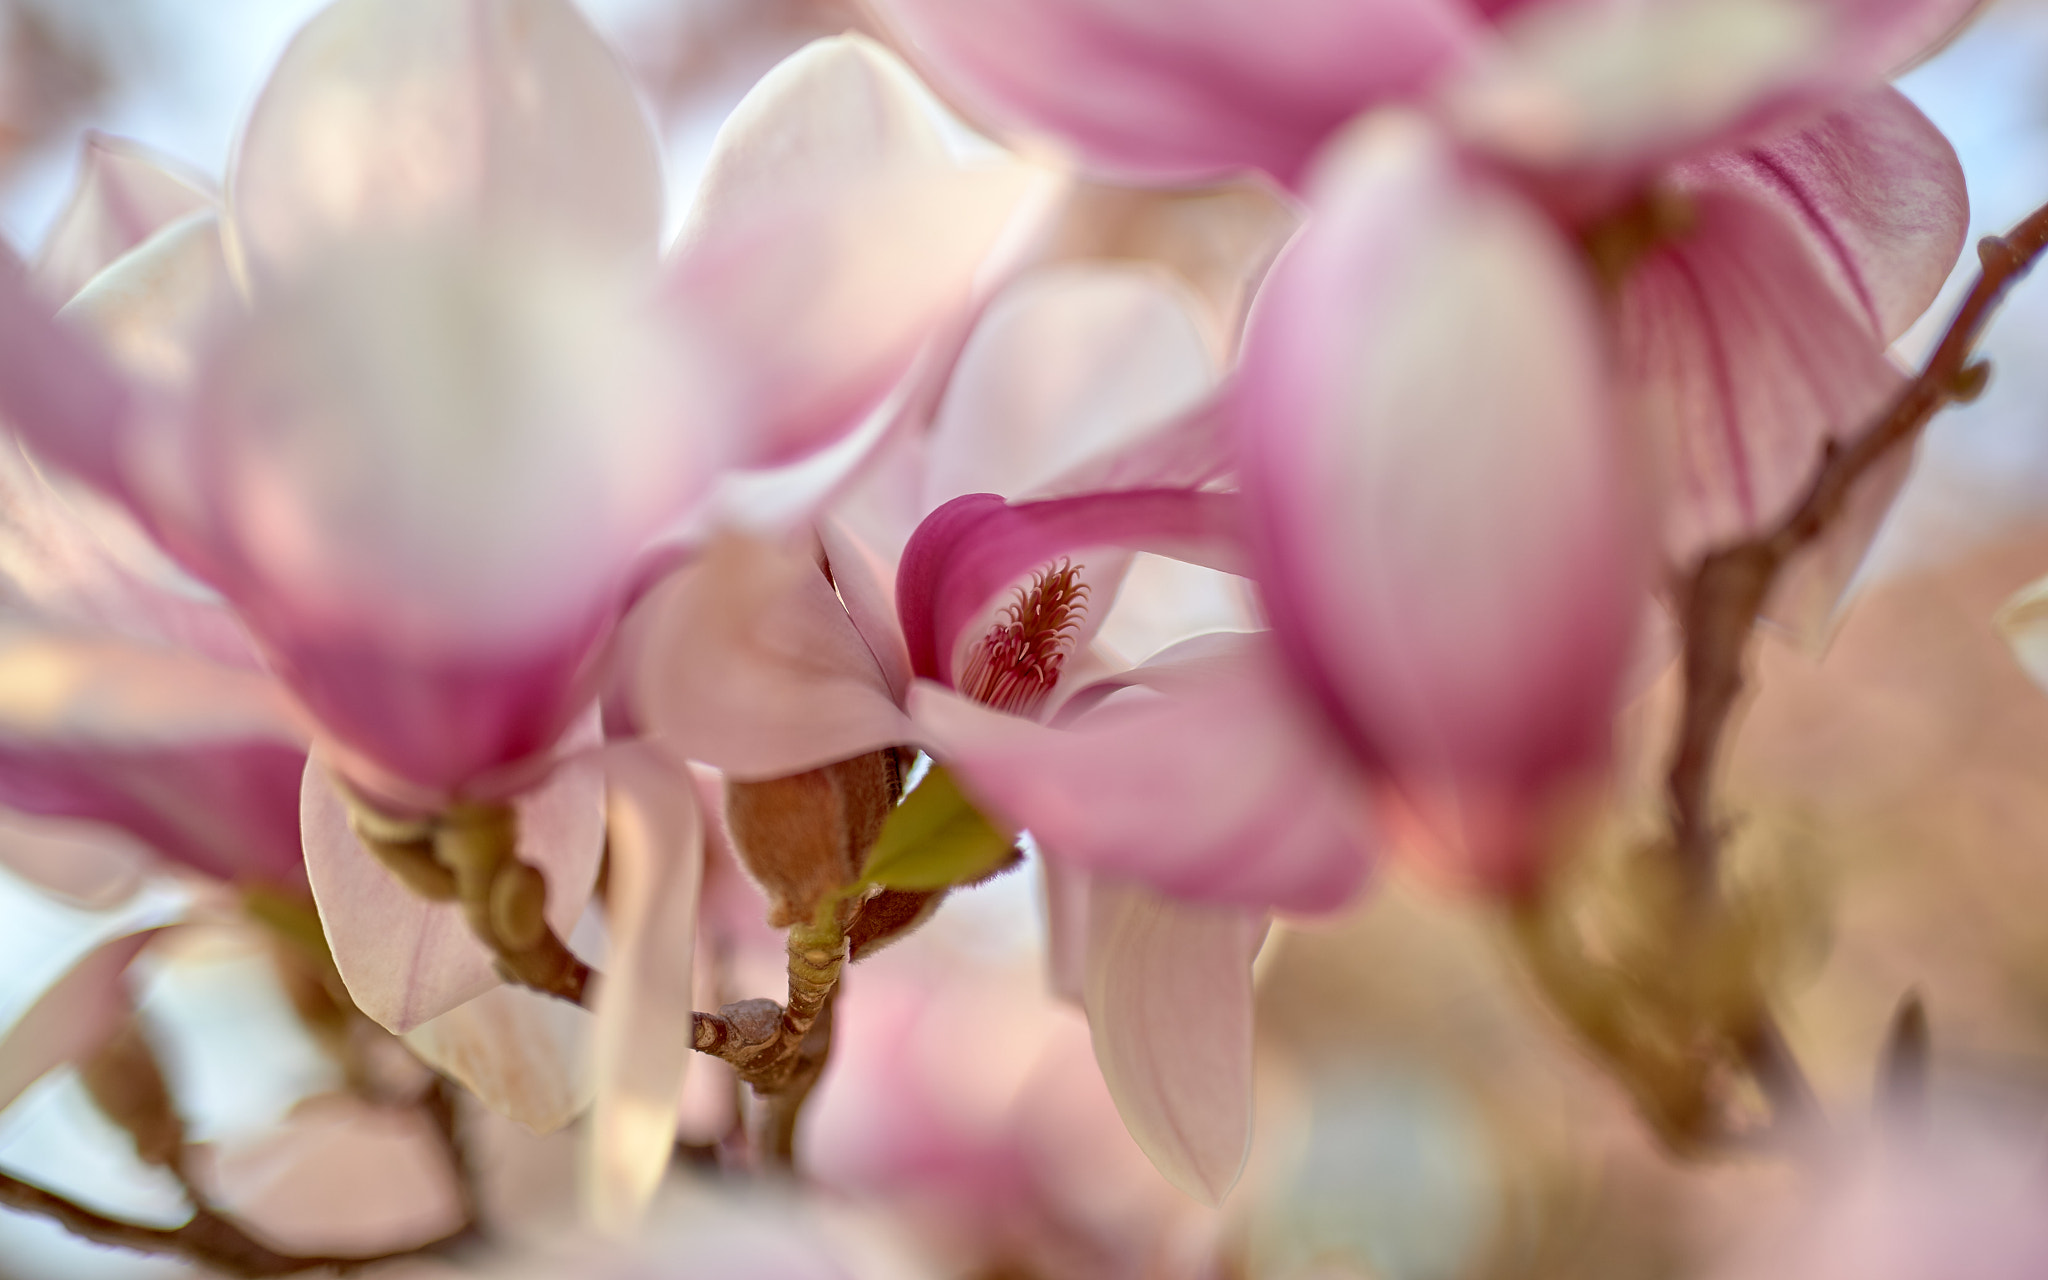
xmin=1236 ymin=114 xmax=1646 ymax=890
xmin=870 ymin=0 xmax=1972 ymax=617
xmin=866 ymin=0 xmax=1979 ymax=188
xmin=0 ymin=3 xmax=1034 ymax=1042
xmin=630 ymin=260 xmax=1372 ymax=1206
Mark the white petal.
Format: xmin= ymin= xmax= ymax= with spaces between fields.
xmin=230 ymin=0 xmax=662 ymax=282
xmin=584 ymin=742 xmax=704 ymax=1231
xmin=1083 ymin=880 xmax=1264 ymax=1205
xmin=403 ymin=983 xmax=591 ymax=1133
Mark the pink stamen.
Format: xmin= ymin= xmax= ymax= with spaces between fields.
xmin=958 ymin=560 xmax=1089 ymax=718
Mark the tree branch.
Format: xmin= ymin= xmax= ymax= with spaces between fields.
xmin=1667 ymin=201 xmax=2048 ymax=882
xmin=0 ymin=1167 xmax=472 ymax=1278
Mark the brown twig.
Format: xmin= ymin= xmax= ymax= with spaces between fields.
xmin=1667 ymin=202 xmax=2048 ymax=883
xmin=0 ymin=1167 xmax=470 ymax=1278
xmin=1654 ymin=200 xmax=2048 ymax=1135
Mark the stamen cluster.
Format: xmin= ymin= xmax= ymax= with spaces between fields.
xmin=958 ymin=559 xmax=1089 ymax=717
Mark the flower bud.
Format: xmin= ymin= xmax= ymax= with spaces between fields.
xmin=725 ymin=749 xmax=901 ymax=928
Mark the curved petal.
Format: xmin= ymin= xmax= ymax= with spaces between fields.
xmin=897 ymin=490 xmax=1248 ymax=687
xmin=403 ymin=984 xmax=591 ymax=1133
xmin=632 ymin=535 xmax=912 ymax=781
xmin=586 ymin=742 xmax=703 ymax=1231
xmin=1619 ymin=187 xmax=1904 ymax=561
xmin=0 ymin=810 xmax=148 ymax=909
xmin=1674 ymin=87 xmax=1966 ymax=346
xmin=32 ymin=134 xmax=215 ymax=305
xmin=921 ymin=263 xmax=1219 ymax=508
xmin=1083 ymin=880 xmax=1263 ymax=1205
xmin=913 ymin=633 xmax=1372 ymax=911
xmin=0 ymin=927 xmax=162 ymax=1115
xmin=666 ymin=36 xmax=1040 ymax=468
xmin=870 ymin=0 xmax=1481 ymax=185
xmin=199 ymin=1094 xmax=466 ymax=1255
xmin=819 ymin=517 xmax=913 ymax=706
xmin=302 ymin=747 xmax=604 ymax=1033
xmin=676 ymin=35 xmax=948 ymax=250
xmin=1442 ymin=0 xmax=1826 ymax=176
xmin=0 ymin=244 xmax=134 ymax=501
xmin=230 ymin=0 xmax=662 ymax=283
xmin=1239 ymin=115 xmax=1642 ymax=890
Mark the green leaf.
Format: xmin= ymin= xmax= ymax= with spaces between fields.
xmin=860 ymin=765 xmax=1015 ymax=892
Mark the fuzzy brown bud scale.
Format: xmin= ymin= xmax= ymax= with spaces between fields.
xmin=725 ymin=749 xmax=901 ymax=928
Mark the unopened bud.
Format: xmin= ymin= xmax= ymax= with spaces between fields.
xmin=490 ymin=860 xmax=550 ymax=953
xmin=726 ymin=749 xmax=901 ymax=928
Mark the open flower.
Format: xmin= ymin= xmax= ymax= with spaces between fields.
xmin=0 ymin=1 xmax=1034 ymax=1042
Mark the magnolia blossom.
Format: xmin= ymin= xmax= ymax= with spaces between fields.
xmin=870 ymin=0 xmax=1972 ymax=617
xmin=629 ymin=256 xmax=1375 ymax=1204
xmin=0 ymin=0 xmax=1033 ymax=1047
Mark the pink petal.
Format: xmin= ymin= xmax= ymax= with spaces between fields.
xmin=1238 ymin=116 xmax=1642 ymax=890
xmin=818 ymin=517 xmax=913 ymax=706
xmin=1441 ymin=0 xmax=1828 ymax=178
xmin=870 ymin=0 xmax=1481 ymax=184
xmin=0 ymin=810 xmax=148 ymax=909
xmin=402 ymin=984 xmax=591 ymax=1133
xmin=896 ymin=490 xmax=1248 ymax=688
xmin=230 ymin=0 xmax=662 ymax=283
xmin=1618 ymin=187 xmax=1903 ymax=561
xmin=1041 ymin=859 xmax=1092 ymax=1006
xmin=300 ymin=745 xmax=605 ymax=1033
xmin=1082 ymin=879 xmax=1264 ymax=1205
xmin=198 ymin=1094 xmax=465 ymax=1256
xmin=921 ymin=264 xmax=1219 ymax=508
xmin=912 ymin=633 xmax=1373 ymax=912
xmin=586 ymin=742 xmax=704 ymax=1230
xmin=0 ymin=927 xmax=162 ymax=1114
xmin=32 ymin=133 xmax=214 ymax=305
xmin=676 ymin=35 xmax=948 ymax=251
xmin=183 ymin=237 xmax=709 ymax=793
xmin=0 ymin=244 xmax=133 ymax=501
xmin=1674 ymin=86 xmax=1966 ymax=346
xmin=665 ymin=37 xmax=1039 ymax=467
xmin=632 ymin=534 xmax=913 ymax=781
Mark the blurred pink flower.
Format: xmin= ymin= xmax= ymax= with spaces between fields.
xmin=866 ymin=0 xmax=1978 ymax=188
xmin=0 ymin=5 xmax=1034 ymax=1046
xmin=1236 ymin=115 xmax=1644 ymax=891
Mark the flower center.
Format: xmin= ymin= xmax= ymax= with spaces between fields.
xmin=958 ymin=559 xmax=1089 ymax=717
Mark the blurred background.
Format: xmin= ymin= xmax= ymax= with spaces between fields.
xmin=3 ymin=1 xmax=2048 ymax=1277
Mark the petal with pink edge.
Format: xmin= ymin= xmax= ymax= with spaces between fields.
xmin=912 ymin=633 xmax=1373 ymax=912
xmin=404 ymin=983 xmax=590 ymax=1134
xmin=301 ymin=746 xmax=604 ymax=1033
xmin=230 ymin=0 xmax=662 ymax=283
xmin=1083 ymin=879 xmax=1264 ymax=1205
xmin=1239 ymin=115 xmax=1642 ymax=891
xmin=870 ymin=0 xmax=1481 ymax=185
xmin=633 ymin=534 xmax=913 ymax=781
xmin=897 ymin=490 xmax=1248 ymax=688
xmin=33 ymin=134 xmax=214 ymax=305
xmin=921 ymin=263 xmax=1219 ymax=508
xmin=1619 ymin=187 xmax=1903 ymax=561
xmin=0 ymin=927 xmax=163 ymax=1114
xmin=1675 ymin=87 xmax=1966 ymax=346
xmin=0 ymin=811 xmax=148 ymax=909
xmin=586 ymin=742 xmax=704 ymax=1231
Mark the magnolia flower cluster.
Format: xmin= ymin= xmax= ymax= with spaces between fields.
xmin=0 ymin=0 xmax=1998 ymax=1259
